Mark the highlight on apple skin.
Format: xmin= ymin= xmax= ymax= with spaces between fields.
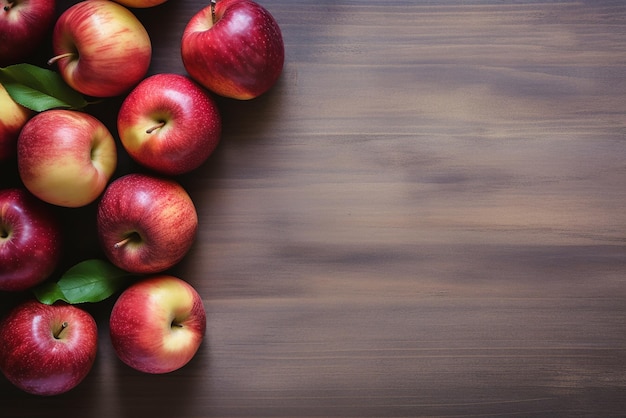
xmin=17 ymin=109 xmax=118 ymax=208
xmin=117 ymin=73 xmax=222 ymax=175
xmin=96 ymin=173 xmax=198 ymax=274
xmin=109 ymin=275 xmax=207 ymax=374
xmin=0 ymin=300 xmax=98 ymax=396
xmin=181 ymin=0 xmax=285 ymax=100
xmin=49 ymin=0 xmax=152 ymax=98
xmin=0 ymin=188 xmax=63 ymax=292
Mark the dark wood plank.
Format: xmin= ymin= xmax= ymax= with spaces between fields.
xmin=1 ymin=1 xmax=625 ymax=416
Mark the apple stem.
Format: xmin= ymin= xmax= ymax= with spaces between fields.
xmin=211 ymin=0 xmax=217 ymax=23
xmin=54 ymin=322 xmax=69 ymax=339
xmin=47 ymin=52 xmax=77 ymax=66
xmin=114 ymin=237 xmax=132 ymax=249
xmin=146 ymin=121 xmax=166 ymax=134
xmin=114 ymin=232 xmax=141 ymax=249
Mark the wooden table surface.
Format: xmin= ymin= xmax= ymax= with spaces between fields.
xmin=1 ymin=0 xmax=625 ymax=416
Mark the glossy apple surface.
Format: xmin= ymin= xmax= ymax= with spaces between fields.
xmin=97 ymin=173 xmax=198 ymax=274
xmin=0 ymin=83 xmax=32 ymax=161
xmin=0 ymin=300 xmax=98 ymax=396
xmin=17 ymin=109 xmax=117 ymax=208
xmin=113 ymin=0 xmax=168 ymax=8
xmin=0 ymin=188 xmax=63 ymax=292
xmin=181 ymin=0 xmax=284 ymax=100
xmin=109 ymin=275 xmax=206 ymax=374
xmin=0 ymin=0 xmax=56 ymax=66
xmin=118 ymin=73 xmax=222 ymax=175
xmin=49 ymin=0 xmax=152 ymax=97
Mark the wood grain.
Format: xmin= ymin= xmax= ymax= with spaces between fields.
xmin=1 ymin=1 xmax=625 ymax=416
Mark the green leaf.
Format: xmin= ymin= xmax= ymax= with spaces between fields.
xmin=32 ymin=281 xmax=67 ymax=305
xmin=33 ymin=259 xmax=137 ymax=305
xmin=0 ymin=63 xmax=88 ymax=112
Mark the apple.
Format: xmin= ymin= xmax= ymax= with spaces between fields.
xmin=48 ymin=0 xmax=152 ymax=98
xmin=181 ymin=0 xmax=285 ymax=100
xmin=117 ymin=73 xmax=222 ymax=175
xmin=0 ymin=299 xmax=98 ymax=396
xmin=113 ymin=0 xmax=168 ymax=8
xmin=0 ymin=83 xmax=32 ymax=161
xmin=97 ymin=173 xmax=198 ymax=274
xmin=0 ymin=188 xmax=63 ymax=292
xmin=109 ymin=275 xmax=206 ymax=374
xmin=17 ymin=109 xmax=117 ymax=208
xmin=0 ymin=0 xmax=56 ymax=66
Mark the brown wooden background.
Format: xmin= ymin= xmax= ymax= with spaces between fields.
xmin=1 ymin=0 xmax=625 ymax=416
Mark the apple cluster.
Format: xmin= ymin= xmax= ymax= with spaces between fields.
xmin=0 ymin=0 xmax=284 ymax=396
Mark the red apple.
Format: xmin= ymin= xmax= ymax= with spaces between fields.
xmin=17 ymin=109 xmax=117 ymax=208
xmin=48 ymin=0 xmax=152 ymax=98
xmin=181 ymin=0 xmax=285 ymax=100
xmin=109 ymin=275 xmax=206 ymax=374
xmin=0 ymin=188 xmax=62 ymax=292
xmin=0 ymin=0 xmax=56 ymax=66
xmin=97 ymin=173 xmax=198 ymax=274
xmin=0 ymin=82 xmax=32 ymax=161
xmin=113 ymin=0 xmax=168 ymax=8
xmin=0 ymin=299 xmax=98 ymax=396
xmin=117 ymin=73 xmax=222 ymax=175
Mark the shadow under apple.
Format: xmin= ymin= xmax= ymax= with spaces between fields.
xmin=110 ymin=332 xmax=211 ymax=418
